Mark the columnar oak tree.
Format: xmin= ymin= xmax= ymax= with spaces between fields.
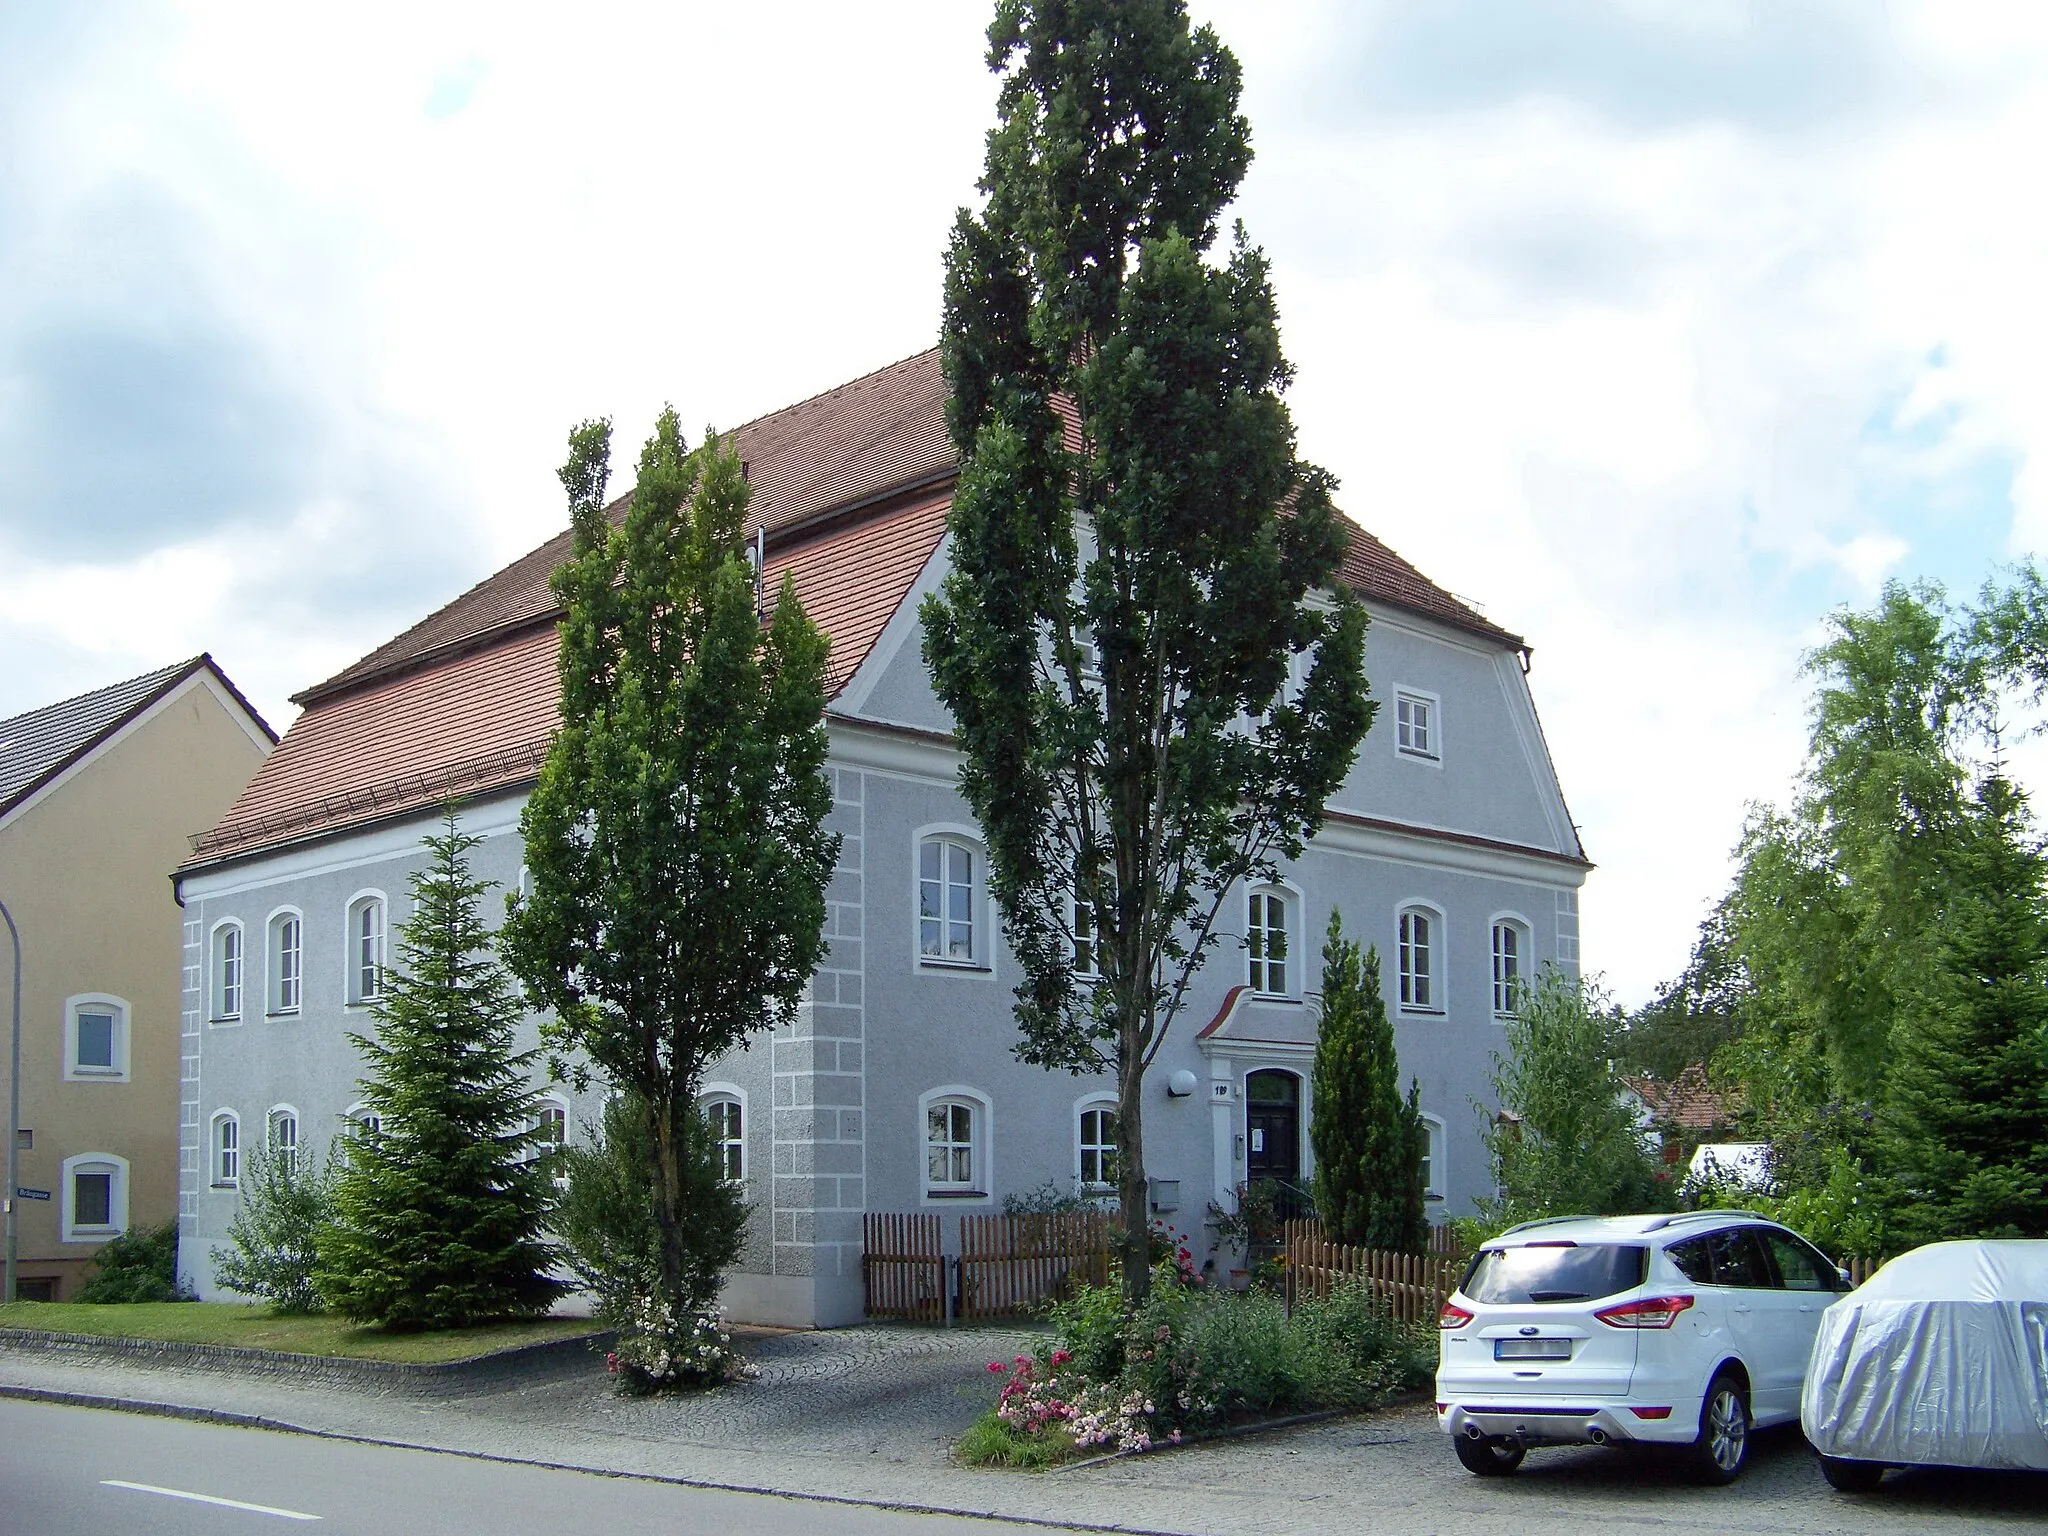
xmin=504 ymin=413 xmax=838 ymax=1323
xmin=923 ymin=0 xmax=1373 ymax=1299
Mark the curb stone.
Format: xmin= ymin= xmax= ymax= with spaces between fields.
xmin=0 ymin=1327 xmax=613 ymax=1397
xmin=0 ymin=1381 xmax=1186 ymax=1536
xmin=1049 ymin=1408 xmax=1354 ymax=1472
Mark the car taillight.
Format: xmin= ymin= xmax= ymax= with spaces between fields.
xmin=1594 ymin=1294 xmax=1695 ymax=1329
xmin=1439 ymin=1302 xmax=1474 ymax=1330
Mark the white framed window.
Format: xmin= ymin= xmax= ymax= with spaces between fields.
xmin=212 ymin=920 xmax=243 ymax=1020
xmin=1395 ymin=688 xmax=1440 ymax=761
xmin=62 ymin=994 xmax=130 ymax=1082
xmin=1076 ymin=1097 xmax=1119 ymax=1192
xmin=345 ymin=1101 xmax=382 ymax=1141
xmin=1247 ymin=885 xmax=1295 ymax=997
xmin=1071 ymin=864 xmax=1114 ymax=979
xmin=269 ymin=908 xmax=302 ymax=1014
xmin=702 ymin=1087 xmax=744 ymax=1183
xmin=345 ymin=892 xmax=386 ymax=1004
xmin=212 ymin=1111 xmax=240 ymax=1187
xmin=1397 ymin=904 xmax=1443 ymax=1013
xmin=60 ymin=1152 xmax=128 ymax=1242
xmin=531 ymin=1093 xmax=570 ymax=1187
xmin=268 ymin=1107 xmax=300 ymax=1176
xmin=1420 ymin=1113 xmax=1445 ymax=1200
xmin=1491 ymin=917 xmax=1530 ymax=1017
xmin=918 ymin=1085 xmax=992 ymax=1201
xmin=916 ymin=832 xmax=983 ymax=968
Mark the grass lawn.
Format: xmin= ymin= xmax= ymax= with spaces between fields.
xmin=0 ymin=1302 xmax=603 ymax=1364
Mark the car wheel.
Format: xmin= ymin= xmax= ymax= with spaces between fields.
xmin=1819 ymin=1455 xmax=1886 ymax=1493
xmin=1454 ymin=1433 xmax=1527 ymax=1477
xmin=1686 ymin=1370 xmax=1751 ymax=1484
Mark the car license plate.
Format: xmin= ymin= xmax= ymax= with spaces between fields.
xmin=1494 ymin=1338 xmax=1571 ymax=1360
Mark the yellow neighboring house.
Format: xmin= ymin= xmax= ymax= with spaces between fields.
xmin=0 ymin=656 xmax=273 ymax=1300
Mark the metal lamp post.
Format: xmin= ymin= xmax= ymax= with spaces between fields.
xmin=2 ymin=895 xmax=20 ymax=1304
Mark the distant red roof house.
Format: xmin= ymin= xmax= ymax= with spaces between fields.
xmin=1624 ymin=1065 xmax=1739 ymax=1133
xmin=185 ymin=348 xmax=1527 ymax=870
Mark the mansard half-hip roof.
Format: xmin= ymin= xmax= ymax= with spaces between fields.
xmin=184 ymin=347 xmax=1524 ymax=871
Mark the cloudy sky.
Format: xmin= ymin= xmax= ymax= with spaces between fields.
xmin=5 ymin=0 xmax=2047 ymax=1004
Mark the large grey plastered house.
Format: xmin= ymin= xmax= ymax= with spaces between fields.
xmin=173 ymin=350 xmax=1588 ymax=1327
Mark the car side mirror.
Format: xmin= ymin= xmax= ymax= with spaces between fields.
xmin=1837 ymin=1266 xmax=1853 ymax=1288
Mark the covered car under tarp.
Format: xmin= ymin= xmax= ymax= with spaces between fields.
xmin=1802 ymin=1240 xmax=2048 ymax=1471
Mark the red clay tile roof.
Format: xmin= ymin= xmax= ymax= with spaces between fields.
xmin=301 ymin=351 xmax=954 ymax=705
xmin=189 ymin=492 xmax=953 ymax=864
xmin=1625 ymin=1066 xmax=1738 ymax=1132
xmin=191 ymin=349 xmax=1523 ymax=869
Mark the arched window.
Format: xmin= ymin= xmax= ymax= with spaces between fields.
xmin=345 ymin=1101 xmax=382 ymax=1142
xmin=212 ymin=921 xmax=243 ymax=1020
xmin=63 ymin=994 xmax=130 ymax=1082
xmin=1491 ymin=918 xmax=1530 ymax=1017
xmin=269 ymin=909 xmax=302 ymax=1014
xmin=917 ymin=834 xmax=982 ymax=966
xmin=60 ymin=1152 xmax=128 ymax=1241
xmin=268 ymin=1107 xmax=300 ymax=1176
xmin=211 ymin=1111 xmax=240 ymax=1187
xmin=346 ymin=894 xmax=386 ymax=1004
xmin=1419 ymin=1113 xmax=1445 ymax=1201
xmin=702 ymin=1092 xmax=744 ymax=1183
xmin=919 ymin=1086 xmax=991 ymax=1199
xmin=1247 ymin=886 xmax=1295 ymax=996
xmin=1397 ymin=904 xmax=1443 ymax=1013
xmin=528 ymin=1094 xmax=570 ymax=1187
xmin=1076 ymin=1097 xmax=1119 ymax=1192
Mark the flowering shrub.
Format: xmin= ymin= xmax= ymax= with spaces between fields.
xmin=604 ymin=1291 xmax=756 ymax=1395
xmin=962 ymin=1268 xmax=1426 ymax=1464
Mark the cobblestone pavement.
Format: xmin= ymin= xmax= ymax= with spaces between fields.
xmin=4 ymin=1325 xmax=2043 ymax=1535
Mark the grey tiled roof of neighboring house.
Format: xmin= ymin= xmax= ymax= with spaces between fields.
xmin=0 ymin=655 xmax=276 ymax=819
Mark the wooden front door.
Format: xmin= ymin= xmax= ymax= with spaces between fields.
xmin=1245 ymin=1068 xmax=1302 ymax=1187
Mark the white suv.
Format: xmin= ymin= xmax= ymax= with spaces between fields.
xmin=1436 ymin=1211 xmax=1851 ymax=1483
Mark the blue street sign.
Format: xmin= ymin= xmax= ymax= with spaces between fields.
xmin=15 ymin=1187 xmax=50 ymax=1200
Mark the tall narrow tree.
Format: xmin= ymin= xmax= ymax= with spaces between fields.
xmin=317 ymin=809 xmax=564 ymax=1328
xmin=924 ymin=0 xmax=1373 ymax=1299
xmin=503 ymin=413 xmax=838 ymax=1323
xmin=1880 ymin=774 xmax=2048 ymax=1243
xmin=1310 ymin=914 xmax=1425 ymax=1252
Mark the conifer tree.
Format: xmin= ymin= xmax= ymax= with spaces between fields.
xmin=923 ymin=0 xmax=1373 ymax=1302
xmin=503 ymin=414 xmax=836 ymax=1326
xmin=1881 ymin=774 xmax=2048 ymax=1243
xmin=1310 ymin=914 xmax=1425 ymax=1251
xmin=316 ymin=810 xmax=564 ymax=1328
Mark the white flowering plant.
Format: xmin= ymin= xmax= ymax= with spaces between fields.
xmin=604 ymin=1291 xmax=756 ymax=1395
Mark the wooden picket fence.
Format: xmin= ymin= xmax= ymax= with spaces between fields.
xmin=862 ymin=1213 xmax=945 ymax=1323
xmin=959 ymin=1211 xmax=1116 ymax=1320
xmin=863 ymin=1210 xmax=1116 ymax=1322
xmin=1283 ymin=1219 xmax=1463 ymax=1325
xmin=1426 ymin=1223 xmax=1468 ymax=1258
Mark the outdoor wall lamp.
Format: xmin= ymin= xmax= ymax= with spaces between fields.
xmin=1166 ymin=1069 xmax=1198 ymax=1098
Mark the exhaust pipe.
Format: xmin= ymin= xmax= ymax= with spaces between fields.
xmin=1588 ymin=1427 xmax=1608 ymax=1445
xmin=1465 ymin=1424 xmax=1486 ymax=1441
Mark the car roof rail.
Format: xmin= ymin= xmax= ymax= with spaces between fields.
xmin=1496 ymin=1214 xmax=1605 ymax=1238
xmin=1642 ymin=1209 xmax=1774 ymax=1232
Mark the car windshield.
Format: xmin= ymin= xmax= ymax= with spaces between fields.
xmin=1462 ymin=1242 xmax=1648 ymax=1305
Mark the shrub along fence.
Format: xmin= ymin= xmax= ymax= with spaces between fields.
xmin=1283 ymin=1219 xmax=1463 ymax=1325
xmin=863 ymin=1211 xmax=1115 ymax=1323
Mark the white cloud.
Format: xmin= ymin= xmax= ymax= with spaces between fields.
xmin=6 ymin=1 xmax=2048 ymax=1006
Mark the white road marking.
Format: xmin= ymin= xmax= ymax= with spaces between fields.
xmin=101 ymin=1479 xmax=322 ymax=1521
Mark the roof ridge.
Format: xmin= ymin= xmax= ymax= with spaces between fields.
xmin=717 ymin=345 xmax=941 ymax=444
xmin=0 ymin=653 xmax=204 ymax=733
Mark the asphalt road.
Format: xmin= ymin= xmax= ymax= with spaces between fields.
xmin=0 ymin=1400 xmax=1039 ymax=1536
